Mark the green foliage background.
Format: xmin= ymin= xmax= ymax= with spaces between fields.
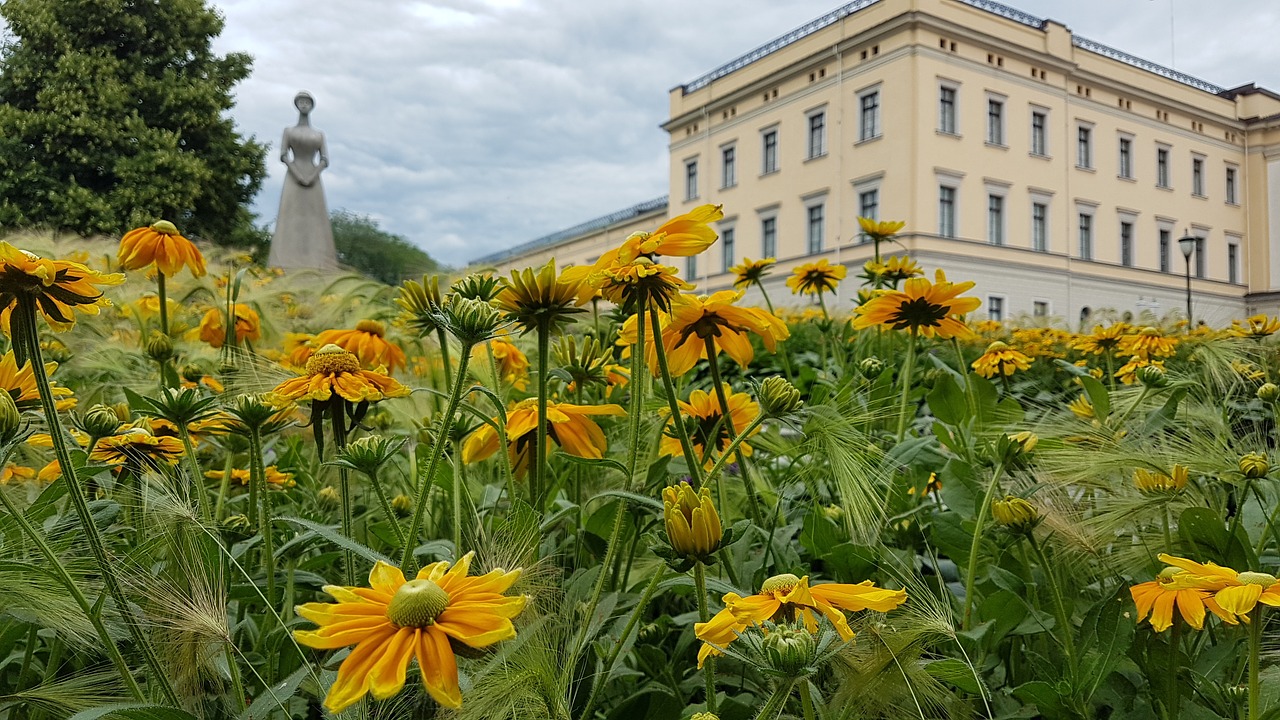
xmin=330 ymin=210 xmax=441 ymax=284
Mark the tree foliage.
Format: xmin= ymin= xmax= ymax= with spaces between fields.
xmin=0 ymin=0 xmax=267 ymax=245
xmin=331 ymin=210 xmax=441 ymax=285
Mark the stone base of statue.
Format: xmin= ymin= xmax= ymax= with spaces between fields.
xmin=268 ymin=176 xmax=337 ymax=270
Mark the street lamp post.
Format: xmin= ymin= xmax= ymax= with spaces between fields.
xmin=1178 ymin=232 xmax=1197 ymax=326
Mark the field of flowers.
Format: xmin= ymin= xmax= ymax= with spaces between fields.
xmin=0 ymin=209 xmax=1277 ymax=720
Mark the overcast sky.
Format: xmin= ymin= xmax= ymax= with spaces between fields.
xmin=209 ymin=0 xmax=1280 ymax=267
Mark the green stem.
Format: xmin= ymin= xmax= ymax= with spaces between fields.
xmin=329 ymin=399 xmax=354 ymax=585
xmin=704 ymin=338 xmax=762 ymax=526
xmin=578 ymin=568 xmax=667 ymax=720
xmin=214 ymin=453 xmax=233 ymax=520
xmin=755 ymin=679 xmax=798 ymax=720
xmin=366 ymin=466 xmax=408 ymax=551
xmin=755 ymin=282 xmax=795 ymax=382
xmin=895 ymin=329 xmax=918 ymax=441
xmin=704 ymin=413 xmax=767 ymax=490
xmin=1249 ymin=606 xmax=1263 ymax=720
xmin=176 ymin=424 xmax=210 ymax=523
xmin=1028 ymin=534 xmax=1077 ymax=681
xmin=647 ymin=306 xmax=703 ymax=484
xmin=249 ymin=428 xmax=276 ymax=618
xmin=694 ymin=562 xmax=719 ymax=714
xmin=401 ymin=346 xmax=473 ymax=572
xmin=1112 ymin=386 xmax=1152 ymax=427
xmin=20 ymin=299 xmax=177 ymax=705
xmin=225 ymin=642 xmax=247 ymax=713
xmin=799 ymin=680 xmax=818 ymax=720
xmin=435 ymin=326 xmax=453 ymax=391
xmin=452 ymin=438 xmax=464 ymax=554
xmin=1166 ymin=615 xmax=1181 ymax=720
xmin=534 ymin=321 xmax=551 ymax=508
xmin=961 ymin=460 xmax=1006 ymax=631
xmin=157 ymin=270 xmax=169 ymax=337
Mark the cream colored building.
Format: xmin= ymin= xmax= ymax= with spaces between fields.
xmin=476 ymin=0 xmax=1280 ymax=326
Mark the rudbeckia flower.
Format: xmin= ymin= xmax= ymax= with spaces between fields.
xmin=205 ymin=466 xmax=296 ymax=487
xmin=1230 ymin=314 xmax=1280 ymax=339
xmin=1159 ymin=554 xmax=1280 ymax=619
xmin=857 ymin=216 xmax=906 ymax=243
xmin=695 ymin=573 xmax=906 ymax=667
xmin=970 ymin=341 xmax=1033 ymax=378
xmin=613 ymin=204 xmax=724 ymax=263
xmin=660 ymin=385 xmax=759 ymax=469
xmin=496 ymin=260 xmax=587 ymax=335
xmin=852 ymin=269 xmax=980 ymax=339
xmin=118 ymin=220 xmax=207 ymax=278
xmin=1130 ymin=564 xmax=1236 ymax=632
xmin=1133 ymin=465 xmax=1188 ymax=495
xmin=294 ymin=554 xmax=526 ymax=712
xmin=461 ymin=398 xmax=624 ymax=476
xmin=1117 ymin=327 xmax=1178 ymax=360
xmin=0 ymin=350 xmax=75 ymax=411
xmin=90 ymin=428 xmax=185 ymax=472
xmin=729 ymin=257 xmax=776 ymax=289
xmin=1071 ymin=323 xmax=1130 ymax=356
xmin=314 ymin=320 xmax=407 ymax=372
xmin=269 ymin=344 xmax=409 ymax=405
xmin=0 ymin=464 xmax=37 ymax=484
xmin=1114 ymin=355 xmax=1163 ymax=385
xmin=651 ymin=291 xmax=789 ymax=376
xmin=197 ymin=304 xmax=262 ymax=349
xmin=0 ymin=243 xmax=124 ymax=331
xmin=861 ymin=255 xmax=923 ymax=286
xmin=785 ymin=259 xmax=846 ymax=296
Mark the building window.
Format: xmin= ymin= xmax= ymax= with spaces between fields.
xmin=1078 ymin=213 xmax=1093 ymax=260
xmin=684 ymin=159 xmax=698 ymax=200
xmin=1157 ymin=147 xmax=1170 ymax=188
xmin=987 ymin=98 xmax=1004 ymax=145
xmin=761 ymin=216 xmax=777 ymax=258
xmin=806 ymin=204 xmax=825 ymax=254
xmin=721 ymin=227 xmax=735 ymax=274
xmin=807 ymin=112 xmax=826 ymax=159
xmin=1077 ymin=126 xmax=1092 ymax=169
xmin=859 ymin=91 xmax=880 ymax=141
xmin=1120 ymin=221 xmax=1134 ymax=266
xmin=1195 ymin=237 xmax=1205 ymax=278
xmin=939 ymin=86 xmax=957 ymax=134
xmin=939 ymin=186 xmax=956 ymax=238
xmin=1118 ymin=137 xmax=1133 ymax=179
xmin=1033 ymin=300 xmax=1049 ymax=318
xmin=1192 ymin=157 xmax=1205 ymax=196
xmin=1031 ymin=202 xmax=1048 ymax=252
xmin=987 ymin=194 xmax=1004 ymax=245
xmin=988 ymin=296 xmax=1004 ymax=322
xmin=859 ymin=189 xmax=879 ymax=225
xmin=721 ymin=146 xmax=736 ymax=188
xmin=762 ymin=130 xmax=778 ymax=174
xmin=1159 ymin=228 xmax=1171 ymax=273
xmin=1228 ymin=242 xmax=1239 ymax=284
xmin=686 ymin=254 xmax=698 ymax=279
xmin=1226 ymin=166 xmax=1238 ymax=204
xmin=1031 ymin=110 xmax=1047 ymax=156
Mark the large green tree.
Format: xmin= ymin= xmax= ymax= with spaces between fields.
xmin=0 ymin=0 xmax=266 ymax=245
xmin=332 ymin=210 xmax=441 ymax=285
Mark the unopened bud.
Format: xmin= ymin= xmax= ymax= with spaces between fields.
xmin=1239 ymin=452 xmax=1269 ymax=479
xmin=761 ymin=625 xmax=818 ymax=677
xmin=991 ymin=496 xmax=1040 ymax=534
xmin=445 ymin=296 xmax=504 ymax=345
xmin=1258 ymin=383 xmax=1280 ymax=404
xmin=391 ymin=494 xmax=413 ymax=518
xmin=83 ymin=404 xmax=123 ymax=439
xmin=0 ymin=389 xmax=21 ymax=442
xmin=758 ymin=376 xmax=802 ymax=418
xmin=859 ymin=357 xmax=885 ymax=377
xmin=145 ymin=332 xmax=174 ymax=362
xmin=1136 ymin=364 xmax=1168 ymax=388
xmin=317 ymin=486 xmax=341 ymax=508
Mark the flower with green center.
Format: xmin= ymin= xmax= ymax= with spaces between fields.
xmin=852 ymin=269 xmax=979 ymax=339
xmin=294 ymin=553 xmax=526 ymax=712
xmin=970 ymin=340 xmax=1033 ymax=378
xmin=268 ymin=344 xmax=410 ymax=404
xmin=1157 ymin=554 xmax=1280 ymax=620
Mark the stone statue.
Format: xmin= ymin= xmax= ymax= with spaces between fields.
xmin=268 ymin=91 xmax=338 ymax=269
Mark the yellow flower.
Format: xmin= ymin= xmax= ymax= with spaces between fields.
xmin=1232 ymin=360 xmax=1267 ymax=382
xmin=970 ymin=341 xmax=1033 ymax=378
xmin=1230 ymin=314 xmax=1280 ymax=338
xmin=461 ymin=398 xmax=625 ymax=476
xmin=857 ymin=216 xmax=906 ymax=243
xmin=314 ymin=320 xmax=407 ymax=372
xmin=294 ymin=554 xmax=526 ymax=712
xmin=0 ymin=464 xmax=37 ymax=485
xmin=1134 ymin=465 xmax=1188 ymax=495
xmin=908 ymin=472 xmax=942 ymax=497
xmin=991 ymin=496 xmax=1039 ymax=533
xmin=730 ymin=257 xmax=776 ymax=289
xmin=660 ymin=384 xmax=760 ymax=469
xmin=862 ymin=255 xmax=923 ymax=286
xmin=785 ymin=259 xmax=846 ymax=296
xmin=282 ymin=332 xmax=316 ymax=370
xmin=0 ymin=350 xmax=75 ymax=412
xmin=1114 ymin=355 xmax=1164 ymax=385
xmin=1071 ymin=323 xmax=1130 ymax=356
xmin=205 ymin=466 xmax=296 ymax=488
xmin=496 ymin=260 xmax=586 ymax=334
xmin=473 ymin=336 xmax=529 ymax=391
xmin=694 ymin=572 xmax=906 ymax=667
xmin=1117 ymin=327 xmax=1178 ymax=360
xmin=0 ymin=242 xmax=124 ymax=331
xmin=1130 ymin=565 xmax=1236 ymax=632
xmin=1157 ymin=554 xmax=1280 ymax=620
xmin=852 ymin=269 xmax=980 ymax=339
xmin=118 ymin=220 xmax=207 ymax=278
xmin=663 ymin=481 xmax=722 ymax=559
xmin=269 ymin=344 xmax=410 ymax=404
xmin=197 ymin=304 xmax=262 ymax=349
xmin=90 ymin=428 xmax=185 ymax=470
xmin=651 ymin=291 xmax=789 ymax=376
xmin=613 ymin=204 xmax=724 ymax=263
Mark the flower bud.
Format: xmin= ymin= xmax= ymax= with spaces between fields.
xmin=821 ymin=504 xmax=844 ymax=522
xmin=391 ymin=494 xmax=413 ymax=518
xmin=41 ymin=339 xmax=71 ymax=363
xmin=222 ymin=514 xmax=253 ymax=540
xmin=1134 ymin=464 xmax=1188 ymax=495
xmin=145 ymin=332 xmax=174 ymax=362
xmin=317 ymin=486 xmax=341 ymax=508
xmin=662 ymin=481 xmax=722 ymax=560
xmin=1136 ymin=364 xmax=1168 ymax=388
xmin=444 ymin=296 xmax=504 ymax=345
xmin=991 ymin=496 xmax=1039 ymax=534
xmin=758 ymin=376 xmax=802 ymax=418
xmin=332 ymin=435 xmax=405 ymax=477
xmin=1239 ymin=452 xmax=1269 ymax=479
xmin=82 ymin=403 xmax=123 ymax=440
xmin=180 ymin=363 xmax=205 ymax=384
xmin=761 ymin=624 xmax=818 ymax=677
xmin=690 ymin=713 xmax=720 ymax=720
xmin=0 ymin=389 xmax=21 ymax=443
xmin=1258 ymin=383 xmax=1280 ymax=404
xmin=858 ymin=356 xmax=885 ymax=377
xmin=1008 ymin=431 xmax=1038 ymax=453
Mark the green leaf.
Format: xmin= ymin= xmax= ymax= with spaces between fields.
xmin=562 ymin=454 xmax=631 ymax=478
xmin=70 ymin=706 xmax=200 ymax=720
xmin=1078 ymin=375 xmax=1111 ymax=420
xmin=276 ymin=516 xmax=392 ymax=566
xmin=1077 ymin=586 xmax=1134 ymax=702
xmin=1012 ymin=681 xmax=1065 ymax=718
xmin=926 ymin=374 xmax=966 ymax=426
xmin=1178 ymin=506 xmax=1257 ymax=570
xmin=589 ymin=490 xmax=664 ymax=514
xmin=241 ymin=664 xmax=311 ymax=719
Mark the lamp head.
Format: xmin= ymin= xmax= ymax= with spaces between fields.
xmin=1178 ymin=233 xmax=1197 ymax=259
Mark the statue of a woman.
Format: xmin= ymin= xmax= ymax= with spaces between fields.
xmin=268 ymin=91 xmax=337 ymax=269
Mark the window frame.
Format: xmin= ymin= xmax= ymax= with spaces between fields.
xmin=858 ymin=87 xmax=881 ymax=142
xmin=1156 ymin=144 xmax=1171 ymax=188
xmin=683 ymin=157 xmax=699 ymax=201
xmin=938 ymin=184 xmax=958 ymax=239
xmin=761 ymin=127 xmax=779 ymax=175
xmin=806 ymin=109 xmax=827 ymax=159
xmin=759 ymin=212 xmax=778 ymax=258
xmin=1030 ymin=108 xmax=1049 ymax=157
xmin=1076 ymin=123 xmax=1093 ymax=169
xmin=1077 ymin=206 xmax=1095 ymax=260
xmin=1118 ymin=134 xmax=1134 ymax=179
xmin=1227 ymin=235 xmax=1241 ymax=284
xmin=986 ymin=94 xmax=1006 ymax=146
xmin=987 ymin=193 xmax=1006 ymax=246
xmin=1192 ymin=155 xmax=1206 ymax=197
xmin=1226 ymin=164 xmax=1239 ymax=204
xmin=1031 ymin=200 xmax=1049 ymax=252
xmin=805 ymin=201 xmax=826 ymax=254
xmin=1119 ymin=218 xmax=1135 ymax=267
xmin=720 ymin=224 xmax=736 ymax=274
xmin=938 ymin=82 xmax=959 ymax=135
xmin=720 ymin=144 xmax=737 ymax=189
xmin=987 ymin=295 xmax=1006 ymax=322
